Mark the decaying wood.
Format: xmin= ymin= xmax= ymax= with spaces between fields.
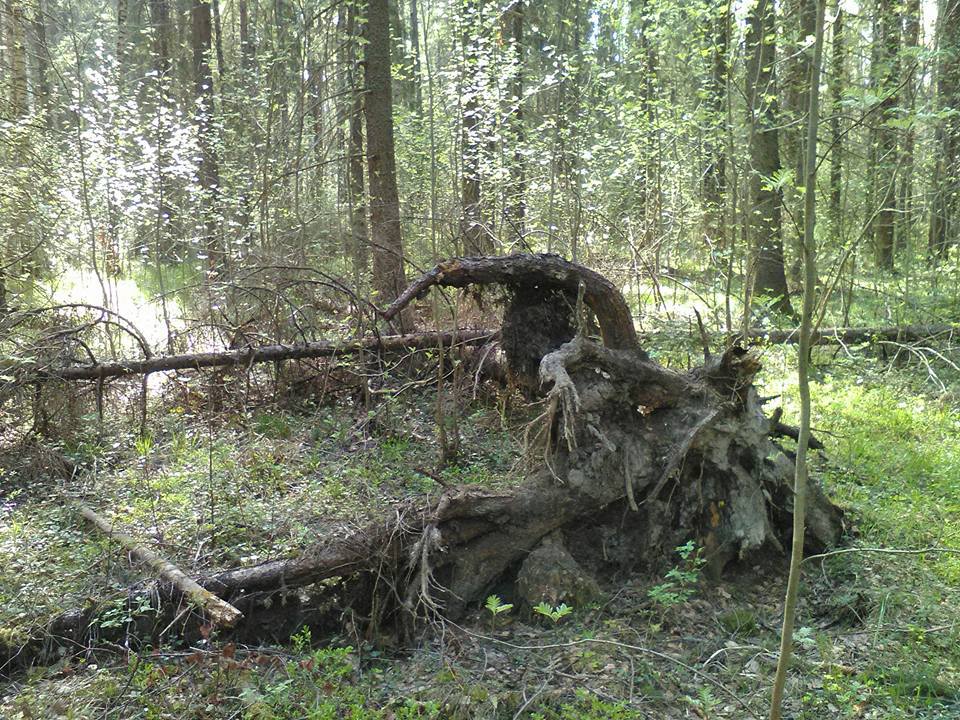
xmin=383 ymin=254 xmax=639 ymax=351
xmin=6 ymin=329 xmax=495 ymax=383
xmin=73 ymin=500 xmax=243 ymax=629
xmin=769 ymin=407 xmax=825 ymax=449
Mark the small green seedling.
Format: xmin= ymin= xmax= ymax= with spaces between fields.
xmin=484 ymin=594 xmax=513 ymax=629
xmin=533 ymin=601 xmax=573 ymax=623
xmin=648 ymin=540 xmax=705 ymax=614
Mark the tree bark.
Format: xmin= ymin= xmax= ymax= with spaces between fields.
xmin=238 ymin=0 xmax=255 ymax=72
xmin=745 ymin=0 xmax=792 ymax=314
xmin=502 ymin=0 xmax=525 ymax=244
xmin=701 ymin=1 xmax=728 ymax=246
xmin=870 ymin=0 xmax=900 ymax=271
xmin=149 ymin=0 xmax=173 ymax=78
xmin=928 ymin=0 xmax=960 ymax=260
xmin=364 ymin=0 xmax=411 ymax=324
xmin=898 ymin=0 xmax=920 ymax=248
xmin=29 ymin=0 xmax=50 ymax=121
xmin=346 ymin=2 xmax=369 ymax=288
xmin=828 ymin=2 xmax=845 ymax=239
xmin=116 ymin=0 xmax=128 ymax=79
xmin=191 ymin=0 xmax=221 ymax=267
xmin=781 ymin=0 xmax=816 ymax=284
xmin=5 ymin=0 xmax=27 ymax=116
xmin=459 ymin=0 xmax=492 ymax=255
xmin=409 ymin=0 xmax=424 ymax=115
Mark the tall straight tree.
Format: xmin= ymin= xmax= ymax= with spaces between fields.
xmin=29 ymin=0 xmax=51 ymax=122
xmin=5 ymin=0 xmax=27 ymax=116
xmin=459 ymin=0 xmax=492 ymax=255
xmin=149 ymin=0 xmax=173 ymax=78
xmin=1 ymin=0 xmax=28 ymax=313
xmin=409 ymin=0 xmax=424 ymax=114
xmin=191 ymin=0 xmax=221 ymax=267
xmin=502 ymin=0 xmax=525 ymax=244
xmin=769 ymin=0 xmax=826 ymax=716
xmin=929 ymin=0 xmax=960 ymax=259
xmin=117 ymin=0 xmax=128 ymax=80
xmin=829 ymin=0 xmax=845 ymax=237
xmin=346 ymin=0 xmax=369 ymax=287
xmin=365 ymin=0 xmax=410 ymax=320
xmin=745 ymin=0 xmax=792 ymax=314
xmin=870 ymin=0 xmax=900 ymax=270
xmin=782 ymin=0 xmax=817 ymax=281
xmin=898 ymin=0 xmax=921 ymax=246
xmin=701 ymin=0 xmax=728 ymax=246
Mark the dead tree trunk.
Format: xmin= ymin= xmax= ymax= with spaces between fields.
xmin=237 ymin=255 xmax=842 ymax=621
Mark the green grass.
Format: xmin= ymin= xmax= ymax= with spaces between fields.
xmin=0 ymin=389 xmax=522 ymax=639
xmin=5 ymin=346 xmax=960 ymax=718
xmin=815 ymin=380 xmax=960 ymax=581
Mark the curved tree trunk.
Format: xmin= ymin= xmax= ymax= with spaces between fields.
xmin=377 ymin=255 xmax=840 ymax=618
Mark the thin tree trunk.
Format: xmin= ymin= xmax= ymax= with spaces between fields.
xmin=871 ymin=0 xmax=900 ymax=271
xmin=74 ymin=501 xmax=243 ymax=629
xmin=769 ymin=0 xmax=825 ymax=715
xmin=459 ymin=0 xmax=490 ymax=255
xmin=701 ymin=1 xmax=728 ymax=246
xmin=897 ymin=0 xmax=920 ymax=250
xmin=238 ymin=0 xmax=255 ymax=72
xmin=30 ymin=0 xmax=50 ymax=121
xmin=829 ymin=3 xmax=844 ymax=239
xmin=116 ymin=0 xmax=128 ymax=78
xmin=347 ymin=2 xmax=369 ymax=288
xmin=150 ymin=0 xmax=173 ymax=78
xmin=409 ymin=0 xmax=423 ymax=114
xmin=782 ymin=0 xmax=816 ymax=284
xmin=212 ymin=0 xmax=225 ymax=84
xmin=5 ymin=0 xmax=27 ymax=115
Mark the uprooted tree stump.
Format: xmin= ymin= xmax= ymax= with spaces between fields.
xmin=213 ymin=254 xmax=843 ymax=624
xmin=5 ymin=254 xmax=844 ymax=670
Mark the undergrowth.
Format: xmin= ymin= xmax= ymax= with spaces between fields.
xmin=3 ymin=347 xmax=960 ymax=718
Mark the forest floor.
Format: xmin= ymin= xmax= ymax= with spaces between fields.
xmin=1 ymin=340 xmax=960 ymax=719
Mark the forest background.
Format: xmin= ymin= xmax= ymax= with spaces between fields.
xmin=1 ymin=0 xmax=960 ymax=718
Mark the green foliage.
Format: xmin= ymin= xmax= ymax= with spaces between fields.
xmin=97 ymin=596 xmax=155 ymax=630
xmin=647 ymin=540 xmax=705 ymax=611
xmin=484 ymin=594 xmax=513 ymax=629
xmin=531 ymin=688 xmax=635 ymax=720
xmin=253 ymin=413 xmax=293 ymax=440
xmin=718 ymin=608 xmax=758 ymax=637
xmin=532 ymin=602 xmax=574 ymax=623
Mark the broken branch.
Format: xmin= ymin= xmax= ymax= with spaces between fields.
xmin=72 ymin=500 xmax=243 ymax=629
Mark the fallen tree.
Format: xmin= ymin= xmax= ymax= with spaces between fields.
xmin=73 ymin=500 xmax=243 ymax=629
xmin=744 ymin=323 xmax=958 ymax=345
xmin=4 ymin=254 xmax=846 ymax=672
xmin=1 ymin=329 xmax=495 ymax=384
